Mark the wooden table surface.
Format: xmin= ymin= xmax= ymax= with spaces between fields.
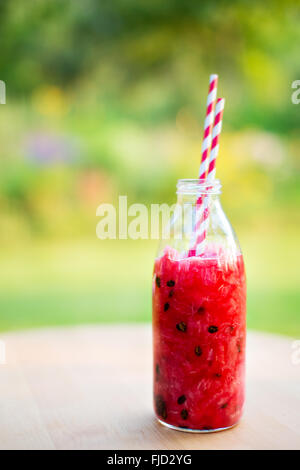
xmin=0 ymin=325 xmax=299 ymax=450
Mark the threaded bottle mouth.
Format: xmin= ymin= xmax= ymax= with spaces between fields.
xmin=176 ymin=179 xmax=222 ymax=195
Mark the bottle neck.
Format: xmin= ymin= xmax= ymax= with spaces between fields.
xmin=176 ymin=178 xmax=221 ymax=206
xmin=176 ymin=193 xmax=220 ymax=206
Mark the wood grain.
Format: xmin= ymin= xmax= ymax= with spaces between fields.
xmin=0 ymin=325 xmax=299 ymax=450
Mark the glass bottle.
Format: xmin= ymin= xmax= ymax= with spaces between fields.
xmin=152 ymin=179 xmax=246 ymax=432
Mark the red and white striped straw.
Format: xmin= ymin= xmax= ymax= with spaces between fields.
xmin=198 ymin=74 xmax=218 ymax=180
xmin=187 ymin=75 xmax=218 ymax=257
xmin=195 ymin=98 xmax=225 ymax=256
xmin=206 ymin=98 xmax=225 ymax=182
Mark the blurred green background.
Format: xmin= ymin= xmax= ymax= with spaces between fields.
xmin=0 ymin=0 xmax=299 ymax=335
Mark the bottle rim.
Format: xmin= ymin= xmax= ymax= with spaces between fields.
xmin=176 ymin=178 xmax=222 ymax=195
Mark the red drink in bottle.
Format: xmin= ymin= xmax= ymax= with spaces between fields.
xmin=152 ymin=179 xmax=246 ymax=432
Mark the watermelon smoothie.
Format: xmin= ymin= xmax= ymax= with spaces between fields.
xmin=153 ymin=246 xmax=246 ymax=432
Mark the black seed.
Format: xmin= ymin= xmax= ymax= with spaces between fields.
xmin=155 ymin=276 xmax=161 ymax=288
xmin=176 ymin=322 xmax=187 ymax=332
xmin=179 ymin=425 xmax=188 ymax=429
xmin=194 ymin=346 xmax=202 ymax=356
xmin=155 ymin=364 xmax=160 ymax=381
xmin=221 ymin=403 xmax=228 ymax=409
xmin=208 ymin=325 xmax=218 ymax=333
xmin=237 ymin=339 xmax=242 ymax=352
xmin=181 ymin=409 xmax=188 ymax=420
xmin=155 ymin=395 xmax=167 ymax=419
xmin=169 ymin=289 xmax=174 ymax=298
xmin=177 ymin=395 xmax=186 ymax=405
xmin=215 ymin=373 xmax=222 ymax=378
xmin=167 ymin=280 xmax=175 ymax=287
xmin=202 ymin=425 xmax=213 ymax=430
xmin=197 ymin=306 xmax=205 ymax=314
xmin=164 ymin=302 xmax=170 ymax=312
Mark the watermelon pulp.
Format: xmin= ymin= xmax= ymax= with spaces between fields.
xmin=152 ymin=246 xmax=246 ymax=431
